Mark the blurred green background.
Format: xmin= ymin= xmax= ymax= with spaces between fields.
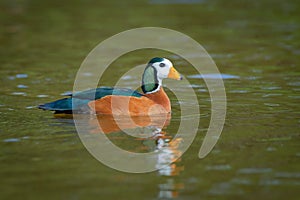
xmin=0 ymin=0 xmax=299 ymax=199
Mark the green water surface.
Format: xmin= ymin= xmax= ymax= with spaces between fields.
xmin=0 ymin=0 xmax=299 ymax=199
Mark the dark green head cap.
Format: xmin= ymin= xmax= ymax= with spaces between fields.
xmin=148 ymin=57 xmax=164 ymax=64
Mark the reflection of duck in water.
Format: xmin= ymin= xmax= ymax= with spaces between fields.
xmin=156 ymin=137 xmax=184 ymax=176
xmin=38 ymin=57 xmax=182 ymax=116
xmin=156 ymin=137 xmax=185 ymax=199
xmin=62 ymin=112 xmax=184 ymax=198
xmin=88 ymin=113 xmax=171 ymax=134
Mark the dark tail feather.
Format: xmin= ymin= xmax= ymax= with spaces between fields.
xmin=38 ymin=98 xmax=72 ymax=112
xmin=38 ymin=98 xmax=91 ymax=114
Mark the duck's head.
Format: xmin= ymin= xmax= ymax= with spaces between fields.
xmin=142 ymin=57 xmax=182 ymax=94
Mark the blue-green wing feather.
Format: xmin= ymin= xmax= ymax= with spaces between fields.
xmin=38 ymin=87 xmax=143 ymax=113
xmin=73 ymin=87 xmax=143 ymax=99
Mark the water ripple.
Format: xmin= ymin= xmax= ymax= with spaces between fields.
xmin=188 ymin=74 xmax=240 ymax=79
xmin=237 ymin=168 xmax=273 ymax=174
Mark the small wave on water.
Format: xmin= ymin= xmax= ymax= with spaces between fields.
xmin=188 ymin=73 xmax=240 ymax=79
xmin=149 ymin=0 xmax=206 ymax=4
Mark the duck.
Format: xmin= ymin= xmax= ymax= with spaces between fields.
xmin=38 ymin=57 xmax=182 ymax=116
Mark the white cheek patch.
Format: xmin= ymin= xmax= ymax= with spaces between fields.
xmin=163 ymin=59 xmax=173 ymax=67
xmin=159 ymin=66 xmax=171 ymax=79
xmin=153 ymin=58 xmax=173 ymax=80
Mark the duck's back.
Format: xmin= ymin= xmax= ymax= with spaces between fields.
xmin=38 ymin=87 xmax=143 ymax=114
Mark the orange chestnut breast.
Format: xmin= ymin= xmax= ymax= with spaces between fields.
xmin=88 ymin=87 xmax=170 ymax=116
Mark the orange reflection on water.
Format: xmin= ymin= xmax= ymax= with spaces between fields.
xmin=89 ymin=113 xmax=171 ymax=134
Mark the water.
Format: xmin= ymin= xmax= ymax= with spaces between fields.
xmin=1 ymin=0 xmax=299 ymax=199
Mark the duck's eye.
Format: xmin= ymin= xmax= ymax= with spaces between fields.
xmin=159 ymin=63 xmax=166 ymax=67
